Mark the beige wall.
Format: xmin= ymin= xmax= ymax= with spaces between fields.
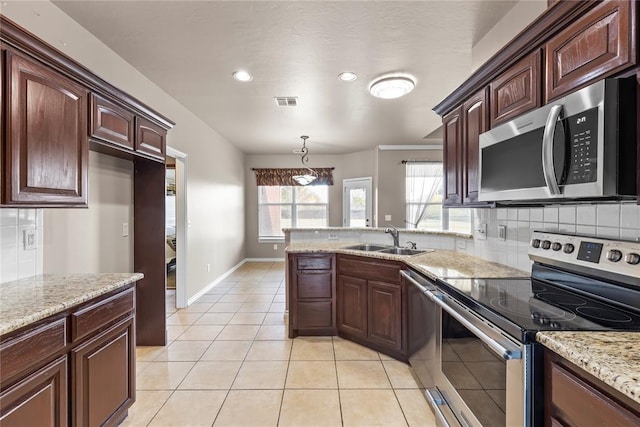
xmin=377 ymin=149 xmax=443 ymax=229
xmin=471 ymin=0 xmax=547 ymax=72
xmin=4 ymin=1 xmax=246 ymax=301
xmin=44 ymin=152 xmax=134 ymax=273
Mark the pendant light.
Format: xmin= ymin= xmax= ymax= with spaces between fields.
xmin=292 ymin=135 xmax=318 ymax=185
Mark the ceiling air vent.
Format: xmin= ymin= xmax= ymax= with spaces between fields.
xmin=274 ymin=97 xmax=298 ymax=107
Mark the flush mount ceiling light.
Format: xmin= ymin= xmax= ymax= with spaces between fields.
xmin=338 ymin=72 xmax=358 ymax=82
xmin=292 ymin=135 xmax=318 ymax=185
xmin=369 ymin=75 xmax=416 ymax=99
xmin=233 ymin=70 xmax=253 ymax=82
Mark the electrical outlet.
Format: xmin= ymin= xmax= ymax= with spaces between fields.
xmin=457 ymin=239 xmax=466 ymax=250
xmin=476 ymin=223 xmax=487 ymax=241
xmin=273 ymin=244 xmax=278 ymax=250
xmin=23 ymin=229 xmax=37 ymax=250
xmin=122 ymin=222 xmax=129 ymax=237
xmin=206 ymin=263 xmax=211 ymax=272
xmin=384 ymin=215 xmax=392 ymax=221
xmin=328 ymin=234 xmax=339 ymax=240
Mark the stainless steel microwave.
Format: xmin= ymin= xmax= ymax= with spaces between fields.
xmin=478 ymin=78 xmax=637 ymax=203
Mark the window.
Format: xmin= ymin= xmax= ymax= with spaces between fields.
xmin=405 ymin=162 xmax=471 ymax=233
xmin=258 ymin=185 xmax=329 ymax=240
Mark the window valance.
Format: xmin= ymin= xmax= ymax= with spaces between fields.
xmin=253 ymin=168 xmax=334 ymax=186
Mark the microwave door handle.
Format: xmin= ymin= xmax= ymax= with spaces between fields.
xmin=542 ymin=104 xmax=563 ymax=196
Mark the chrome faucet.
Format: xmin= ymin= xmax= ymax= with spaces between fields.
xmin=385 ymin=226 xmax=400 ymax=248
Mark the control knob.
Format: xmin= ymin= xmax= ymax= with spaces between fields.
xmin=625 ymin=253 xmax=640 ymax=265
xmin=563 ymin=243 xmax=575 ymax=254
xmin=551 ymin=242 xmax=562 ymax=251
xmin=541 ymin=240 xmax=551 ymax=250
xmin=531 ymin=239 xmax=541 ymax=248
xmin=606 ymin=249 xmax=623 ymax=262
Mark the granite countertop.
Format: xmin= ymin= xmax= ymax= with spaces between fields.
xmin=537 ymin=331 xmax=640 ymax=405
xmin=0 ymin=273 xmax=143 ymax=336
xmin=286 ymin=242 xmax=528 ymax=280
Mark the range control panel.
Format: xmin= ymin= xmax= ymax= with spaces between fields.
xmin=529 ymin=231 xmax=640 ymax=280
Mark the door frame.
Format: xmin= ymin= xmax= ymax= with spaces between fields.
xmin=166 ymin=146 xmax=188 ymax=309
xmin=343 ymin=177 xmax=373 ymax=228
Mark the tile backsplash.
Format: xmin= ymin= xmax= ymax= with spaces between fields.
xmin=464 ymin=202 xmax=640 ymax=272
xmin=0 ymin=209 xmax=43 ymax=283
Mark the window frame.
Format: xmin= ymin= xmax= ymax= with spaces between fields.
xmin=258 ymin=185 xmax=329 ymax=242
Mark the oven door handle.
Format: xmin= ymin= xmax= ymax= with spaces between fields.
xmin=429 ymin=291 xmax=523 ymax=360
xmin=542 ymin=104 xmax=563 ymax=197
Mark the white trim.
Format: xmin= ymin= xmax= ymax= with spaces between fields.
xmin=378 ymin=145 xmax=442 ymax=150
xmin=166 ymin=146 xmax=189 ymax=308
xmin=245 ymin=257 xmax=285 ymax=262
xmin=187 ymin=259 xmax=248 ymax=305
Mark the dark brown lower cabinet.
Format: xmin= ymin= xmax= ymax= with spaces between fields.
xmin=337 ymin=275 xmax=368 ymax=339
xmin=0 ymin=356 xmax=68 ymax=427
xmin=544 ymin=348 xmax=640 ymax=426
xmin=71 ymin=316 xmax=135 ymax=427
xmin=368 ymin=281 xmax=402 ymax=351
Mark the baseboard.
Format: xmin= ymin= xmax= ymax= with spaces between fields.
xmin=244 ymin=257 xmax=285 ymax=262
xmin=187 ymin=258 xmax=247 ymax=305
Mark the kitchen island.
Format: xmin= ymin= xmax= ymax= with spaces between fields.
xmin=0 ymin=273 xmax=141 ymax=426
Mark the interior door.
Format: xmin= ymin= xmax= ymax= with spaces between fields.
xmin=343 ymin=178 xmax=372 ymax=227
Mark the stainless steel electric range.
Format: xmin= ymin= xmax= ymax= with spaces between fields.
xmin=404 ymin=231 xmax=640 ymax=427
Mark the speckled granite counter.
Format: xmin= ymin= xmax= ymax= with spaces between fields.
xmin=537 ymin=331 xmax=640 ymax=404
xmin=0 ymin=273 xmax=143 ymax=336
xmin=286 ymin=242 xmax=527 ymax=280
xmin=284 ymin=227 xmax=473 ymax=239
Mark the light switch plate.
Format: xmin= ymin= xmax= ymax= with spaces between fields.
xmin=23 ymin=229 xmax=38 ymax=250
xmin=384 ymin=215 xmax=392 ymax=221
xmin=498 ymin=225 xmax=507 ymax=241
xmin=122 ymin=223 xmax=129 ymax=237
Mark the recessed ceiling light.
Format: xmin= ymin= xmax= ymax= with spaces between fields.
xmin=338 ymin=72 xmax=358 ymax=82
xmin=369 ymin=75 xmax=416 ymax=99
xmin=233 ymin=71 xmax=253 ymax=82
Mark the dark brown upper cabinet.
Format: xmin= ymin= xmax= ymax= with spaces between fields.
xmin=90 ymin=93 xmax=135 ymax=150
xmin=136 ymin=117 xmax=167 ymax=161
xmin=545 ymin=0 xmax=635 ymax=102
xmin=3 ymin=51 xmax=88 ymax=207
xmin=462 ymin=88 xmax=489 ymax=205
xmin=442 ymin=107 xmax=463 ymax=207
xmin=490 ymin=50 xmax=541 ymax=127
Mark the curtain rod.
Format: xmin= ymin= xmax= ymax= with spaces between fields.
xmin=251 ymin=167 xmax=335 ymax=170
xmin=401 ymin=160 xmax=440 ymax=164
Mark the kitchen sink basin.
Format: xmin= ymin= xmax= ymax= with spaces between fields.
xmin=342 ymin=244 xmax=392 ymax=252
xmin=378 ymin=248 xmax=429 ymax=256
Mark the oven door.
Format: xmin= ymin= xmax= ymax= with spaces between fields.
xmin=426 ymin=290 xmax=530 ymax=427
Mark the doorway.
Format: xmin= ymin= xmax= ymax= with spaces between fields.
xmin=166 ymin=147 xmax=188 ymax=308
xmin=343 ymin=177 xmax=372 ymax=227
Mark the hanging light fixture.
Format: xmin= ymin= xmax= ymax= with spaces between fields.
xmin=292 ymin=135 xmax=318 ymax=185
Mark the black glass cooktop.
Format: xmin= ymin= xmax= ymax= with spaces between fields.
xmin=435 ymin=267 xmax=640 ymax=343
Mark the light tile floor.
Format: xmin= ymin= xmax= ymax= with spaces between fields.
xmin=124 ymin=262 xmax=436 ymax=426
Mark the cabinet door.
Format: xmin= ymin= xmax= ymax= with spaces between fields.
xmin=4 ymin=52 xmax=88 ymax=206
xmin=136 ymin=117 xmax=166 ymax=161
xmin=71 ymin=317 xmax=135 ymax=427
xmin=90 ymin=93 xmax=135 ymax=150
xmin=442 ymin=107 xmax=463 ymax=206
xmin=0 ymin=356 xmax=68 ymax=427
xmin=337 ymin=276 xmax=367 ymax=339
xmin=545 ymin=0 xmax=634 ymax=101
xmin=367 ymin=281 xmax=402 ymax=351
xmin=489 ymin=50 xmax=541 ymax=127
xmin=462 ymin=88 xmax=489 ymax=205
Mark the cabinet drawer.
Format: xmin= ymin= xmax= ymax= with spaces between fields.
xmin=296 ymin=254 xmax=333 ymax=270
xmin=136 ymin=117 xmax=166 ymax=160
xmin=297 ymin=301 xmax=334 ymax=329
xmin=0 ymin=318 xmax=67 ymax=383
xmin=71 ymin=287 xmax=134 ymax=342
xmin=490 ymin=50 xmax=541 ymax=127
xmin=90 ymin=93 xmax=135 ymax=150
xmin=548 ymin=359 xmax=640 ymax=426
xmin=545 ymin=0 xmax=634 ymax=101
xmin=338 ymin=256 xmax=401 ymax=283
xmin=296 ymin=271 xmax=333 ymax=299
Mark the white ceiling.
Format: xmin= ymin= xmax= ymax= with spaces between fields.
xmin=53 ymin=1 xmax=516 ymax=155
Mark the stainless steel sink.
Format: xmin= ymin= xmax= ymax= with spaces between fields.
xmin=342 ymin=244 xmax=392 ymax=252
xmin=378 ymin=247 xmax=429 ymax=256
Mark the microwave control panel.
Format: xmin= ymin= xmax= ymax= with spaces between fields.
xmin=563 ymin=107 xmax=598 ymax=185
